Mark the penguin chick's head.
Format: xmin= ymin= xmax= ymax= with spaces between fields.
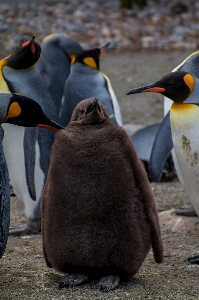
xmin=6 ymin=35 xmax=41 ymax=69
xmin=4 ymin=94 xmax=63 ymax=131
xmin=70 ymin=98 xmax=110 ymax=125
xmin=127 ymin=71 xmax=194 ymax=103
xmin=71 ymin=43 xmax=110 ymax=70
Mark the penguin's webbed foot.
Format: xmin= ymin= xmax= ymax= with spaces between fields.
xmin=187 ymin=255 xmax=199 ymax=265
xmin=99 ymin=275 xmax=120 ymax=292
xmin=9 ymin=218 xmax=41 ymax=236
xmin=58 ymin=273 xmax=89 ymax=288
xmin=175 ymin=203 xmax=197 ymax=217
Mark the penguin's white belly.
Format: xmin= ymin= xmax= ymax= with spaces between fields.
xmin=164 ymin=96 xmax=184 ymax=184
xmin=2 ymin=124 xmax=45 ymax=219
xmin=170 ymin=104 xmax=199 ymax=216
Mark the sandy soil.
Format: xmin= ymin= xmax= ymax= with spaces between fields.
xmin=1 ymin=49 xmax=199 ymax=300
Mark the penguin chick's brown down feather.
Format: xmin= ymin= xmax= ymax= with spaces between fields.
xmin=41 ymin=98 xmax=163 ymax=280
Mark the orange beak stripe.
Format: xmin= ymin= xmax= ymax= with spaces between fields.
xmin=37 ymin=124 xmax=60 ymax=131
xmin=22 ymin=40 xmax=31 ymax=48
xmin=142 ymin=87 xmax=166 ymax=93
xmin=31 ymin=42 xmax=35 ymax=54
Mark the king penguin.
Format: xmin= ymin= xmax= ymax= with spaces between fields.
xmin=164 ymin=50 xmax=199 ymax=215
xmin=0 ymin=35 xmax=61 ymax=235
xmin=41 ymin=98 xmax=163 ymax=292
xmin=127 ymin=71 xmax=199 ymax=219
xmin=0 ymin=92 xmax=63 ymax=259
xmin=59 ymin=45 xmax=122 ymax=127
xmin=35 ymin=33 xmax=83 ymax=115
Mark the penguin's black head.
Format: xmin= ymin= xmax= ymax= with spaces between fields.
xmin=6 ymin=35 xmax=41 ymax=69
xmin=71 ymin=43 xmax=110 ymax=70
xmin=70 ymin=98 xmax=110 ymax=125
xmin=5 ymin=94 xmax=64 ymax=131
xmin=127 ymin=71 xmax=194 ymax=103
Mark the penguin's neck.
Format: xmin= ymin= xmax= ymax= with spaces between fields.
xmin=184 ymin=76 xmax=199 ymax=104
xmin=0 ymin=59 xmax=10 ymax=93
xmin=71 ymin=62 xmax=99 ymax=74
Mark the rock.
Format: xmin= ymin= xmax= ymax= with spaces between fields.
xmin=159 ymin=209 xmax=199 ymax=235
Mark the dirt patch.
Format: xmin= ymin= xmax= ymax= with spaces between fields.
xmin=2 ymin=49 xmax=199 ymax=299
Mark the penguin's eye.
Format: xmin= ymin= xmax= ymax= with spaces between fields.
xmin=80 ymin=109 xmax=85 ymax=114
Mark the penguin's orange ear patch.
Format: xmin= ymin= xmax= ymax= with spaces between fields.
xmin=83 ymin=57 xmax=97 ymax=69
xmin=69 ymin=55 xmax=76 ymax=64
xmin=183 ymin=74 xmax=194 ymax=94
xmin=6 ymin=102 xmax=21 ymax=121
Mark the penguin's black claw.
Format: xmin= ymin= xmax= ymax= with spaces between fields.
xmin=187 ymin=255 xmax=199 ymax=265
xmin=9 ymin=218 xmax=41 ymax=236
xmin=175 ymin=203 xmax=197 ymax=216
xmin=58 ymin=273 xmax=88 ymax=289
xmin=99 ymin=275 xmax=120 ymax=292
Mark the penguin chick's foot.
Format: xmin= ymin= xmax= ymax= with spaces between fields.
xmin=187 ymin=255 xmax=199 ymax=265
xmin=58 ymin=273 xmax=89 ymax=288
xmin=99 ymin=275 xmax=120 ymax=292
xmin=9 ymin=218 xmax=41 ymax=236
xmin=175 ymin=203 xmax=197 ymax=217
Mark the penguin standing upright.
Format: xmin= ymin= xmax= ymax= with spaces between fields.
xmin=59 ymin=45 xmax=122 ymax=127
xmin=164 ymin=50 xmax=199 ymax=215
xmin=35 ymin=33 xmax=83 ymax=114
xmin=127 ymin=71 xmax=199 ymax=218
xmin=41 ymin=98 xmax=163 ymax=292
xmin=0 ymin=93 xmax=63 ymax=259
xmin=1 ymin=35 xmax=61 ymax=235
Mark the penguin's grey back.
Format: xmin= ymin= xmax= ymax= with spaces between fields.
xmin=35 ymin=33 xmax=83 ymax=114
xmin=60 ymin=63 xmax=116 ymax=126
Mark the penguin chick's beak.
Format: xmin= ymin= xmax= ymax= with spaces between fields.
xmin=127 ymin=84 xmax=166 ymax=95
xmin=86 ymin=98 xmax=99 ymax=113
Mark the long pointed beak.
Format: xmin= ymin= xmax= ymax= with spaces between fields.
xmin=37 ymin=120 xmax=64 ymax=131
xmin=127 ymin=85 xmax=166 ymax=95
xmin=31 ymin=34 xmax=35 ymax=42
xmin=99 ymin=42 xmax=110 ymax=50
xmin=86 ymin=98 xmax=99 ymax=113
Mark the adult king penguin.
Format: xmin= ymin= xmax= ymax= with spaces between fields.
xmin=59 ymin=45 xmax=122 ymax=127
xmin=0 ymin=35 xmax=61 ymax=235
xmin=0 ymin=93 xmax=63 ymax=259
xmin=35 ymin=33 xmax=83 ymax=115
xmin=127 ymin=71 xmax=199 ymax=217
xmin=164 ymin=50 xmax=199 ymax=216
xmin=41 ymin=98 xmax=163 ymax=292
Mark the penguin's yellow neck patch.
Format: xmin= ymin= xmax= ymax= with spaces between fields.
xmin=6 ymin=102 xmax=21 ymax=121
xmin=183 ymin=74 xmax=194 ymax=95
xmin=0 ymin=59 xmax=10 ymax=93
xmin=83 ymin=57 xmax=97 ymax=69
xmin=42 ymin=33 xmax=56 ymax=42
xmin=70 ymin=55 xmax=76 ymax=64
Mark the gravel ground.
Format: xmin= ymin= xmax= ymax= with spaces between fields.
xmin=0 ymin=0 xmax=199 ymax=52
xmin=1 ymin=1 xmax=199 ymax=299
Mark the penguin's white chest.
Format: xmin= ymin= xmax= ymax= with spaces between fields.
xmin=170 ymin=103 xmax=199 ymax=216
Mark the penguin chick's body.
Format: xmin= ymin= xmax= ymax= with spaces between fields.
xmin=59 ymin=47 xmax=122 ymax=127
xmin=35 ymin=33 xmax=83 ymax=115
xmin=41 ymin=98 xmax=163 ymax=291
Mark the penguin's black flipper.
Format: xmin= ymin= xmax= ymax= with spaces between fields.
xmin=187 ymin=254 xmax=199 ymax=265
xmin=149 ymin=112 xmax=173 ymax=181
xmin=0 ymin=127 xmax=10 ymax=258
xmin=23 ymin=127 xmax=38 ymax=201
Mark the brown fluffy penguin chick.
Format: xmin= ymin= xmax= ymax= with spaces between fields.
xmin=41 ymin=98 xmax=164 ymax=292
